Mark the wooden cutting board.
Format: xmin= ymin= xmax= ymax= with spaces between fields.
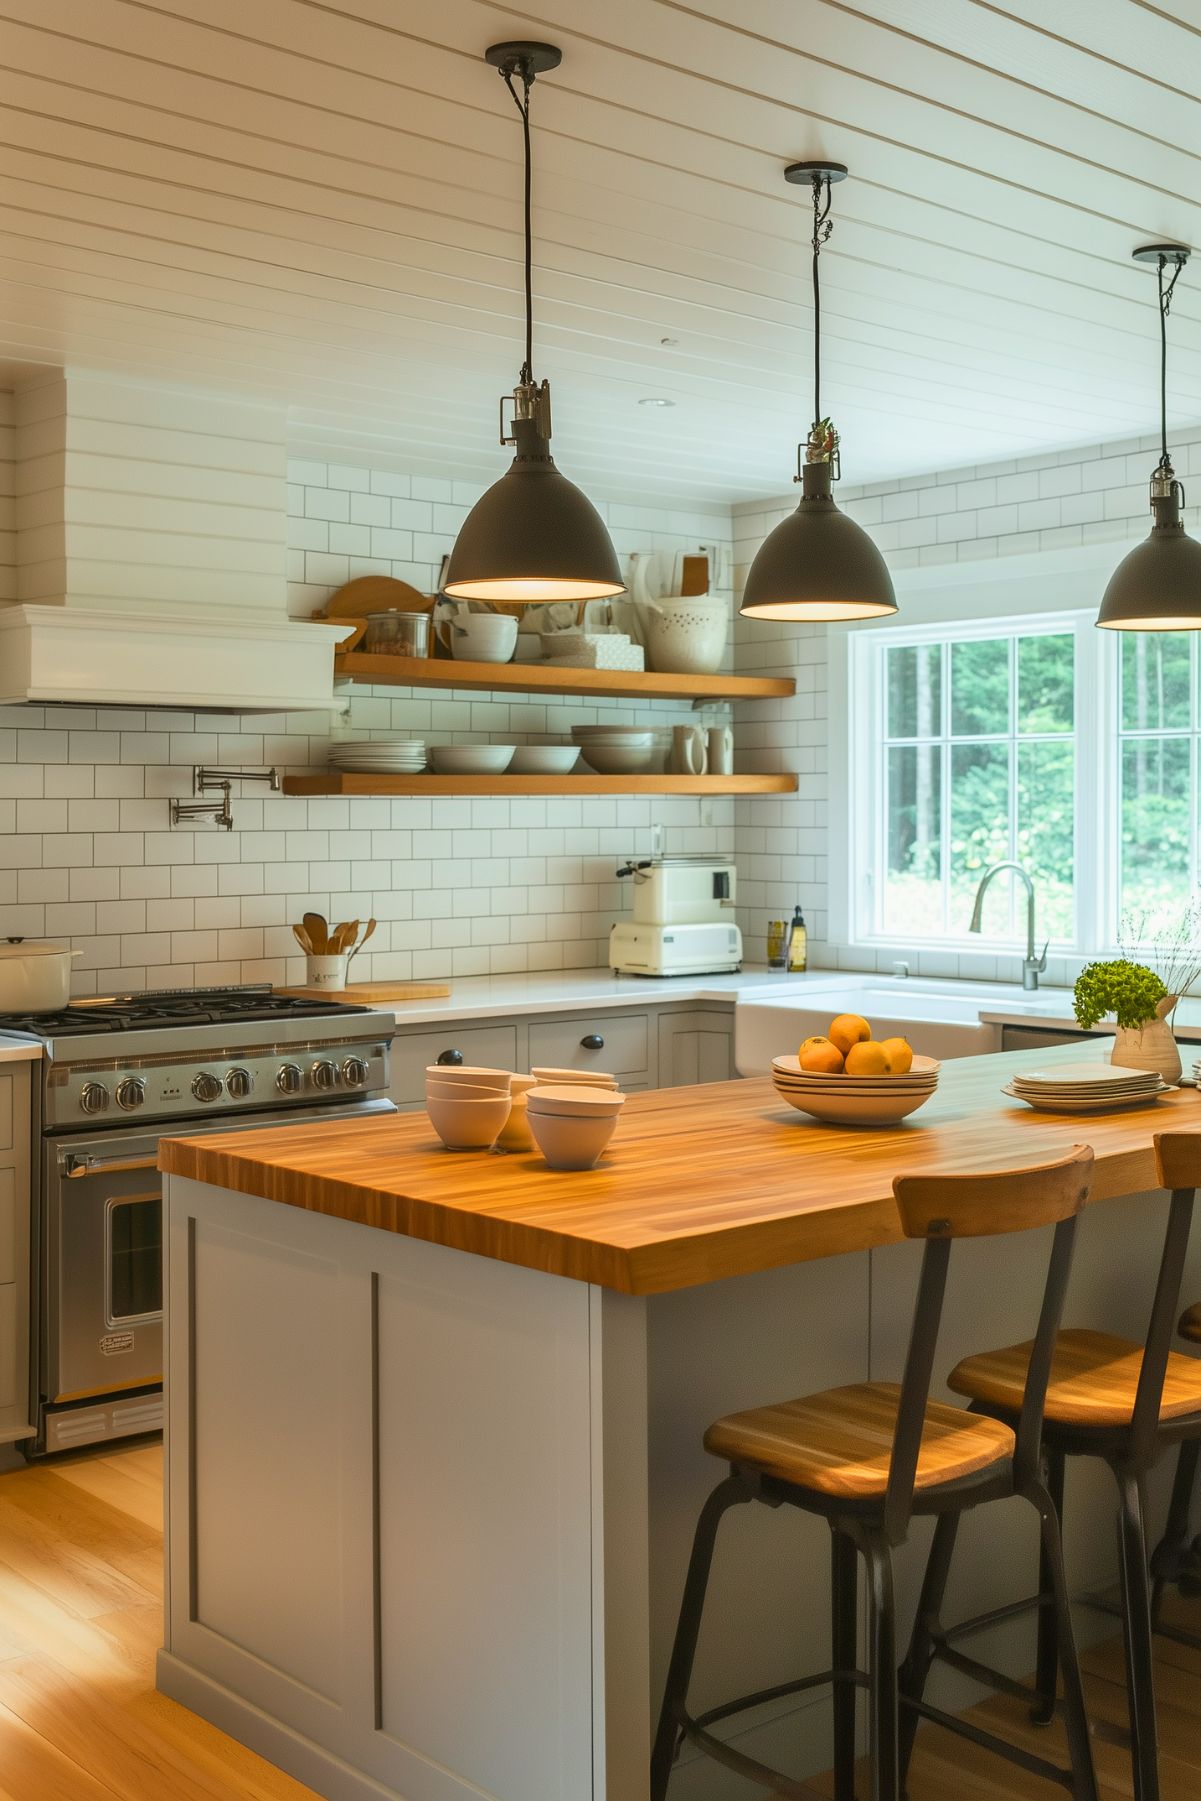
xmin=277 ymin=981 xmax=450 ymax=1003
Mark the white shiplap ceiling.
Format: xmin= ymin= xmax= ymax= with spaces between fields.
xmin=0 ymin=0 xmax=1199 ymax=502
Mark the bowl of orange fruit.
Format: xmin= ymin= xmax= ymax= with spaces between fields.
xmin=771 ymin=1013 xmax=940 ymax=1126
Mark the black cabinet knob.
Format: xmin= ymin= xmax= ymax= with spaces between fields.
xmin=580 ymin=1033 xmax=605 ymax=1051
xmin=437 ymin=1049 xmax=464 ymax=1065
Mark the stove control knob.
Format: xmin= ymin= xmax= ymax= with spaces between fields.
xmin=341 ymin=1056 xmax=368 ymax=1088
xmin=311 ymin=1059 xmax=338 ymax=1091
xmin=192 ymin=1072 xmax=223 ymax=1104
xmin=276 ymin=1063 xmax=302 ymax=1095
xmin=226 ymin=1067 xmax=253 ymax=1099
xmin=80 ymin=1081 xmax=109 ymax=1115
xmin=115 ymin=1077 xmax=146 ymax=1111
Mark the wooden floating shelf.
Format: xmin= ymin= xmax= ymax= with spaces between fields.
xmin=333 ymin=652 xmax=794 ymax=703
xmin=282 ymin=773 xmax=798 ymax=798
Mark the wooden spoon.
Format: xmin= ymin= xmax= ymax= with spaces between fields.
xmin=347 ymin=918 xmax=376 ymax=964
xmin=303 ymin=912 xmax=328 ymax=954
xmin=292 ymin=923 xmax=313 ymax=954
xmin=333 ymin=919 xmax=359 ymax=954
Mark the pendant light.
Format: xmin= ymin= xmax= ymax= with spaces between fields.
xmin=1097 ymin=244 xmax=1201 ymax=630
xmin=740 ymin=163 xmax=896 ymax=623
xmin=444 ymin=42 xmax=623 ymax=604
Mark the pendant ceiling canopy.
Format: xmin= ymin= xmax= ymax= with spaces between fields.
xmin=1097 ymin=244 xmax=1201 ymax=632
xmin=443 ymin=42 xmax=624 ymax=606
xmin=740 ymin=162 xmax=896 ymax=625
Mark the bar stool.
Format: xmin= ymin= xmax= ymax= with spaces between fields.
xmin=928 ymin=1131 xmax=1201 ymax=1801
xmin=650 ymin=1148 xmax=1099 ymax=1801
xmin=1149 ymin=1299 xmax=1201 ymax=1648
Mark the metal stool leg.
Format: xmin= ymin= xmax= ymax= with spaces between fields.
xmin=650 ymin=1475 xmax=750 ymax=1801
xmin=897 ymin=1511 xmax=959 ymax=1790
xmin=1031 ymin=1441 xmax=1066 ymax=1725
xmin=1115 ymin=1467 xmax=1160 ymax=1801
xmin=1150 ymin=1438 xmax=1200 ymax=1624
xmin=1027 ymin=1475 xmax=1098 ymax=1801
xmin=864 ymin=1531 xmax=899 ymax=1801
xmin=831 ymin=1527 xmax=859 ymax=1801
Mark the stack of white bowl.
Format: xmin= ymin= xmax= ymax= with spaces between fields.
xmin=429 ymin=745 xmax=515 ymax=774
xmin=571 ymin=725 xmax=654 ymax=774
xmin=529 ymin=1066 xmax=620 ymax=1091
xmin=329 ymin=738 xmax=426 ymax=774
xmin=770 ymin=1053 xmax=940 ymax=1126
xmin=424 ymin=1064 xmax=512 ymax=1149
xmin=526 ymin=1083 xmax=626 ymax=1169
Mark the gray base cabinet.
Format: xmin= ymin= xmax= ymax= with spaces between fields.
xmin=387 ymin=1002 xmax=736 ymax=1107
xmin=0 ymin=1063 xmax=33 ymax=1443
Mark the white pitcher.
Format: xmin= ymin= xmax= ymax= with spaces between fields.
xmin=670 ymin=724 xmax=707 ymax=775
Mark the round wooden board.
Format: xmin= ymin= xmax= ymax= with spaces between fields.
xmin=322 ymin=575 xmax=431 ymax=618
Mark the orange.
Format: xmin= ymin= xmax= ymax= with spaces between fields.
xmin=828 ymin=1013 xmax=871 ymax=1056
xmin=798 ymin=1035 xmax=844 ymax=1074
xmin=880 ymin=1036 xmax=913 ymax=1074
xmin=845 ymin=1040 xmax=892 ymax=1076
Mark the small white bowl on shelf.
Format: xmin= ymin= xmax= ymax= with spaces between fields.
xmin=429 ymin=745 xmax=516 ymax=775
xmin=508 ymin=745 xmax=580 ymax=775
xmin=577 ymin=741 xmax=656 ymax=774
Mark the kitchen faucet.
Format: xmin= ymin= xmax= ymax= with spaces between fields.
xmin=968 ymin=861 xmax=1048 ymax=991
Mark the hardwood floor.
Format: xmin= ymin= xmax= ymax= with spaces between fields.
xmin=0 ymin=1441 xmax=319 ymax=1801
xmin=0 ymin=1440 xmax=1197 ymax=1799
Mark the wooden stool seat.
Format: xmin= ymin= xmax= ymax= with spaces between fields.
xmin=949 ymin=1327 xmax=1201 ymax=1427
xmin=703 ymin=1381 xmax=1016 ymax=1499
xmin=1178 ymin=1302 xmax=1201 ymax=1344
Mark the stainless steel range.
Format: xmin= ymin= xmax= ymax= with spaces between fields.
xmin=5 ymin=985 xmax=394 ymax=1455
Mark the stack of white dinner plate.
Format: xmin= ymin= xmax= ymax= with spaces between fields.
xmin=1002 ymin=1063 xmax=1168 ymax=1113
xmin=770 ymin=1053 xmax=940 ymax=1126
xmin=329 ymin=738 xmax=426 ymax=774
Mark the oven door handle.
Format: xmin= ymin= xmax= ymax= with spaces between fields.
xmin=61 ymin=1152 xmax=159 ymax=1179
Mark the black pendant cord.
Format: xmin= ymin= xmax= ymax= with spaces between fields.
xmin=1157 ymin=251 xmax=1185 ymax=474
xmin=501 ymin=65 xmax=535 ymax=387
xmin=810 ymin=172 xmax=834 ymax=429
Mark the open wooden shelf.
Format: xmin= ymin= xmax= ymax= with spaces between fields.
xmin=282 ymin=772 xmax=798 ymax=798
xmin=333 ymin=651 xmax=794 ymax=702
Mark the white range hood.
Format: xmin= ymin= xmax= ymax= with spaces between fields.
xmin=0 ymin=606 xmax=349 ymax=712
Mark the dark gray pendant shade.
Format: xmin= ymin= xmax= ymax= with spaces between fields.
xmin=444 ymin=419 xmax=624 ymax=603
xmin=1097 ymin=478 xmax=1201 ymax=631
xmin=739 ymin=462 xmax=897 ymax=622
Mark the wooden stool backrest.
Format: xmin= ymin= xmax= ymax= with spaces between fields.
xmin=881 ymin=1146 xmax=1094 ymax=1544
xmin=1123 ymin=1132 xmax=1201 ymax=1466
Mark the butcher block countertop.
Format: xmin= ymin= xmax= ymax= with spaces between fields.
xmin=158 ymin=1045 xmax=1201 ymax=1295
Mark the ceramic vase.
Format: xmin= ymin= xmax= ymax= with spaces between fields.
xmin=1110 ymin=993 xmax=1181 ymax=1084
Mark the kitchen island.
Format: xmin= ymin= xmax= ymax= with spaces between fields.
xmin=158 ymin=1048 xmax=1201 ymax=1801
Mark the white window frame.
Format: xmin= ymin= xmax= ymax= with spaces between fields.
xmin=846 ymin=608 xmax=1115 ymax=957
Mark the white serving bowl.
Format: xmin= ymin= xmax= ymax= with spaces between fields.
xmin=526 ymin=1084 xmax=626 ymax=1119
xmin=579 ymin=743 xmax=656 ymax=774
xmin=508 ymin=746 xmax=580 ymax=775
xmin=425 ymin=1093 xmax=511 ymax=1150
xmin=424 ymin=1065 xmax=513 ymax=1091
xmin=772 ymin=1054 xmax=940 ymax=1084
xmin=773 ymin=1084 xmax=934 ymax=1127
xmin=429 ymin=745 xmax=516 ymax=775
xmin=527 ymin=1106 xmax=619 ymax=1171
xmin=571 ymin=724 xmax=654 ymax=738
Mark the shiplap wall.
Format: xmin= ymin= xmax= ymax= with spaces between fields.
xmin=0 ymin=424 xmax=735 ymax=993
xmin=732 ymin=426 xmax=1201 ymax=983
xmin=10 ymin=374 xmax=288 ymax=615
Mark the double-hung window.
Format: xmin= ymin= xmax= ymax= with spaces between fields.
xmin=1117 ymin=635 xmax=1201 ymax=923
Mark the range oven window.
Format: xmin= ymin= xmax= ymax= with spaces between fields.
xmin=107 ymin=1193 xmax=163 ymax=1325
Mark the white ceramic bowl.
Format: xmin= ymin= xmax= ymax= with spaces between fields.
xmin=429 ymin=746 xmax=516 ymax=775
xmin=424 ymin=1065 xmax=513 ymax=1091
xmin=426 ymin=1078 xmax=509 ymax=1102
xmin=426 ymin=1093 xmax=511 ymax=1150
xmin=571 ymin=725 xmax=654 ymax=740
xmin=773 ymin=1084 xmax=934 ymax=1127
xmin=508 ymin=746 xmax=580 ymax=775
xmin=579 ymin=743 xmax=656 ymax=774
xmin=526 ymin=1085 xmax=626 ymax=1119
xmin=772 ymin=1054 xmax=940 ymax=1084
xmin=530 ymin=1067 xmax=619 ymax=1089
xmin=527 ymin=1106 xmax=619 ymax=1170
xmin=452 ymin=616 xmax=518 ymax=663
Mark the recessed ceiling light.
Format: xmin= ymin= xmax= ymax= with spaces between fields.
xmin=639 ymin=396 xmax=675 ymax=407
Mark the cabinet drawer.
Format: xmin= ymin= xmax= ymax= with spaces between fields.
xmin=528 ymin=1014 xmax=649 ymax=1077
xmin=390 ymin=1024 xmax=519 ymax=1106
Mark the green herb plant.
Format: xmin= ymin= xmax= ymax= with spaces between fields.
xmin=1073 ymin=960 xmax=1169 ymax=1032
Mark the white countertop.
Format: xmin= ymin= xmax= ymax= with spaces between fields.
xmin=362 ymin=966 xmax=823 ymax=1027
xmin=0 ymin=1036 xmax=42 ymax=1062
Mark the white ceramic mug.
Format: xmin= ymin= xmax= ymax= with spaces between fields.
xmin=306 ymin=953 xmax=348 ymax=989
xmin=670 ymin=724 xmax=707 ymax=775
xmin=707 ymin=725 xmax=734 ymax=774
xmin=453 ymin=613 xmax=518 ymax=663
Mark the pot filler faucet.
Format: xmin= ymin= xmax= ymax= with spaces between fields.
xmin=968 ymin=861 xmax=1048 ymax=992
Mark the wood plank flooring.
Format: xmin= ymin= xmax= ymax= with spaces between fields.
xmin=0 ymin=1443 xmax=319 ymax=1801
xmin=0 ymin=1440 xmax=1197 ymax=1799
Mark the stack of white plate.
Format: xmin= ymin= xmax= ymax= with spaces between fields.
xmin=770 ymin=1053 xmax=940 ymax=1125
xmin=1003 ymin=1063 xmax=1168 ymax=1113
xmin=329 ymin=738 xmax=426 ymax=774
xmin=571 ymin=725 xmax=655 ymax=774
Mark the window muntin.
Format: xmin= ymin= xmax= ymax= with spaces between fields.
xmin=1118 ymin=635 xmax=1197 ymax=925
